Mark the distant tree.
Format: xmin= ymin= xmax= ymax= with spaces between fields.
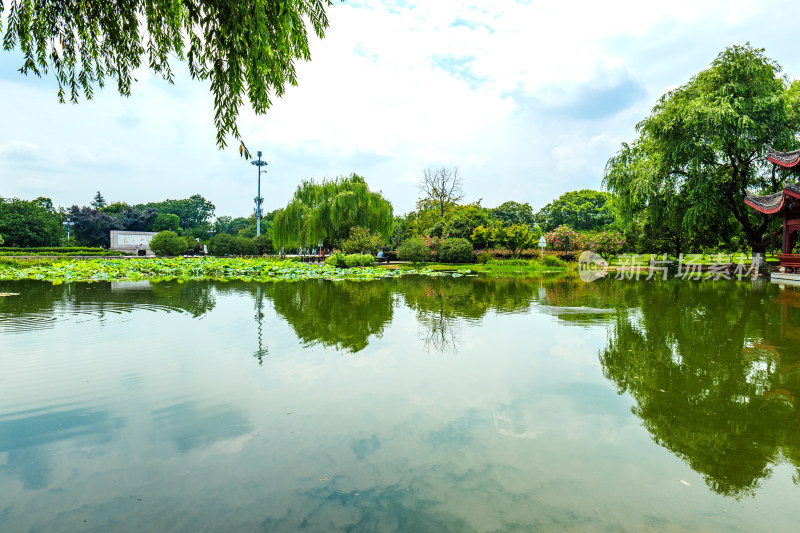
xmin=391 ymin=215 xmax=408 ymax=248
xmin=496 ymin=223 xmax=539 ymax=257
xmin=271 ymin=173 xmax=393 ymax=249
xmin=470 ymin=225 xmax=495 ymax=249
xmin=417 ymin=167 xmax=464 ymax=218
xmin=68 ymin=205 xmax=120 ymax=247
xmin=0 ymin=197 xmax=63 ymax=247
xmin=117 ymin=207 xmax=158 ymax=232
xmin=408 ymin=201 xmax=449 ymax=237
xmin=102 ymin=201 xmax=128 ymax=214
xmin=153 ymin=213 xmax=182 ymax=233
xmin=490 ymin=201 xmax=534 ymax=227
xmin=214 ymin=216 xmax=251 ymax=236
xmin=140 ymin=195 xmax=215 ymax=230
xmin=534 ymin=190 xmax=614 ymax=231
xmin=91 ymin=191 xmax=107 ymax=210
xmin=1 ymin=0 xmax=336 ymax=156
xmin=444 ymin=205 xmax=491 ymax=244
xmin=186 ymin=222 xmax=213 ymax=240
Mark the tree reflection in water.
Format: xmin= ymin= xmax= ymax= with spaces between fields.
xmin=598 ymin=279 xmax=800 ymax=497
xmin=263 ymin=279 xmax=396 ymax=353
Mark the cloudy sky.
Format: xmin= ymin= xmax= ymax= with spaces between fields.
xmin=1 ymin=0 xmax=798 ymax=219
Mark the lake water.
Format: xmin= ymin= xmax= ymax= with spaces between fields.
xmin=1 ymin=275 xmax=799 ymax=532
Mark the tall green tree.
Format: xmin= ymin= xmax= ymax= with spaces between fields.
xmin=1 ymin=0 xmax=335 ymax=155
xmin=490 ymin=201 xmax=535 ymax=227
xmin=152 ymin=213 xmax=182 ymax=233
xmin=0 ymin=197 xmax=63 ymax=246
xmin=605 ymin=44 xmax=800 ymax=254
xmin=271 ymin=174 xmax=393 ymax=249
xmin=139 ymin=194 xmax=215 ymax=231
xmin=91 ymin=191 xmax=107 ymax=210
xmin=534 ymin=190 xmax=614 ymax=231
xmin=444 ymin=204 xmax=491 ymax=243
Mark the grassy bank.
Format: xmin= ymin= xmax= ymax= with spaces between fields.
xmin=384 ymin=259 xmax=570 ymax=277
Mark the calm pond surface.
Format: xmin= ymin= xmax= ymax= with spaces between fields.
xmin=1 ymin=275 xmax=799 ymax=532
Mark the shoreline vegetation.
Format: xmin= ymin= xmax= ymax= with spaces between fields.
xmin=0 ymin=256 xmax=570 ymax=284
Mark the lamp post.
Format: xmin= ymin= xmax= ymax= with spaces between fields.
xmin=250 ymin=151 xmax=268 ymax=236
xmin=62 ymin=218 xmax=72 ymax=240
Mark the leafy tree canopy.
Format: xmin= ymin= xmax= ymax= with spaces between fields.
xmin=1 ymin=0 xmax=334 ymax=155
xmin=534 ymin=190 xmax=614 ymax=232
xmin=444 ymin=205 xmax=491 ymax=243
xmin=490 ymin=201 xmax=534 ymax=227
xmin=271 ymin=173 xmax=393 ymax=249
xmin=138 ymin=194 xmax=214 ymax=230
xmin=0 ymin=196 xmax=63 ymax=247
xmin=153 ymin=213 xmax=182 ymax=233
xmin=604 ymin=43 xmax=800 ymax=253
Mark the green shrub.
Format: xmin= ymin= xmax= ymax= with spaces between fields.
xmin=542 ymin=254 xmax=566 ymax=267
xmin=150 ymin=231 xmax=188 ymax=256
xmin=183 ymin=236 xmax=203 ymax=255
xmin=253 ymin=234 xmax=272 ymax=255
xmin=325 ymin=251 xmax=347 ymax=267
xmin=476 ymin=252 xmax=492 ymax=264
xmin=208 ymin=234 xmax=238 ymax=256
xmin=344 ymin=253 xmax=374 ymax=267
xmin=340 ymin=226 xmax=383 ymax=254
xmin=438 ymin=238 xmax=474 ymax=263
xmin=0 ymin=234 xmax=4 ymax=246
xmin=397 ymin=237 xmax=430 ymax=262
xmin=237 ymin=236 xmax=257 ymax=255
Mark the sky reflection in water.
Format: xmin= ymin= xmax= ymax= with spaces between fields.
xmin=1 ymin=276 xmax=799 ymax=532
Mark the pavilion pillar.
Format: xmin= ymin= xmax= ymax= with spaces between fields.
xmin=784 ymin=212 xmax=790 ymax=254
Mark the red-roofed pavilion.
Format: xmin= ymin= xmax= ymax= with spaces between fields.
xmin=745 ymin=147 xmax=800 ymax=273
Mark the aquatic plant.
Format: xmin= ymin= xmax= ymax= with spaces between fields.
xmin=0 ymin=257 xmax=442 ymax=284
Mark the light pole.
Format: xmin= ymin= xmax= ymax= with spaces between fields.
xmin=250 ymin=151 xmax=268 ymax=236
xmin=62 ymin=218 xmax=72 ymax=240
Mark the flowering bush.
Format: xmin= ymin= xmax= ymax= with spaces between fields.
xmin=583 ymin=231 xmax=626 ymax=257
xmin=543 ymin=225 xmax=585 ymax=252
xmin=423 ymin=234 xmax=447 ymax=253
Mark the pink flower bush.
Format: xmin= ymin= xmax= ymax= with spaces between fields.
xmin=543 ymin=225 xmax=585 ymax=251
xmin=583 ymin=231 xmax=626 ymax=257
xmin=423 ymin=234 xmax=448 ymax=252
xmin=542 ymin=225 xmax=626 ymax=257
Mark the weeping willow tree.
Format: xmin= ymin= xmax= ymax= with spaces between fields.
xmin=271 ymin=173 xmax=394 ymax=249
